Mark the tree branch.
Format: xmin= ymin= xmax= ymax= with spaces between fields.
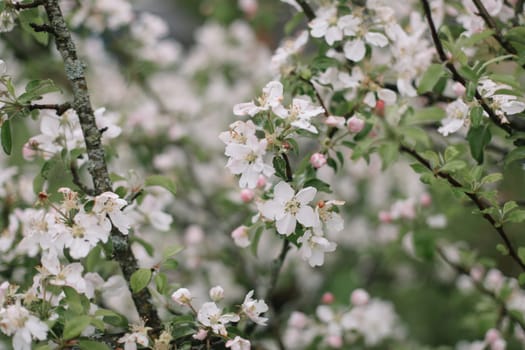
xmin=41 ymin=0 xmax=160 ymax=330
xmin=419 ymin=0 xmax=522 ymax=135
xmin=437 ymin=247 xmax=525 ymax=332
xmin=471 ymin=0 xmax=518 ymax=55
xmin=400 ymin=145 xmax=525 ymax=272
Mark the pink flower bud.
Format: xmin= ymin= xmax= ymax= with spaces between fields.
xmin=375 ymin=99 xmax=385 ymax=117
xmin=452 ymin=82 xmax=466 ymax=97
xmin=491 ymin=339 xmax=506 ymax=350
xmin=378 ymin=211 xmax=392 ymax=223
xmin=326 ymin=335 xmax=343 ymax=348
xmin=310 ymin=153 xmax=327 ymax=169
xmin=350 ymin=288 xmax=370 ymax=306
xmin=420 ymin=193 xmax=432 ymax=207
xmin=240 ymin=189 xmax=255 ymax=203
xmin=257 ymin=175 xmax=267 ymax=189
xmin=193 ymin=328 xmax=208 ymax=341
xmin=485 ymin=328 xmax=501 ymax=344
xmin=347 ymin=116 xmax=365 ymax=133
xmin=321 ymin=292 xmax=334 ymax=304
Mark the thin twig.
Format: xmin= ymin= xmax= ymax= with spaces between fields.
xmin=437 ymin=247 xmax=525 ymax=332
xmin=41 ymin=0 xmax=160 ymax=330
xmin=69 ymin=161 xmax=96 ymax=196
xmin=419 ymin=0 xmax=522 ymax=135
xmin=28 ymin=102 xmax=71 ymax=115
xmin=400 ymin=145 xmax=525 ymax=272
xmin=471 ymin=0 xmax=517 ymax=55
xmin=295 ymin=0 xmax=315 ymax=21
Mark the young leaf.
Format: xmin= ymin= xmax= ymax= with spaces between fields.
xmin=417 ymin=64 xmax=446 ymax=94
xmin=63 ymin=316 xmax=92 ymax=340
xmin=145 ymin=175 xmax=176 ymax=196
xmin=467 ymin=125 xmax=491 ymax=164
xmin=130 ymin=268 xmax=152 ymax=293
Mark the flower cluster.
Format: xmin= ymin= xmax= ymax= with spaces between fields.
xmin=171 ymin=286 xmax=268 ymax=349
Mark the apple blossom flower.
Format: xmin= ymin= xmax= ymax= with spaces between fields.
xmin=271 ymin=30 xmax=308 ymax=74
xmin=118 ymin=322 xmax=151 ymax=350
xmin=308 ymin=6 xmax=345 ymax=45
xmin=297 ymin=229 xmax=337 ymax=267
xmin=197 ymin=302 xmax=240 ymax=336
xmin=241 ymin=290 xmax=268 ymax=325
xmin=193 ymin=328 xmax=208 ymax=340
xmin=233 ymin=81 xmax=285 ymax=117
xmin=278 ymin=96 xmax=324 ymax=133
xmin=260 ymin=181 xmax=317 ymax=235
xmin=0 ymin=302 xmax=48 ymax=350
xmin=478 ymin=77 xmax=525 ymax=123
xmin=226 ymin=336 xmax=251 ymax=350
xmin=315 ymin=200 xmax=344 ymax=236
xmin=438 ymin=98 xmax=470 ymax=136
xmin=343 ymin=31 xmax=389 ymax=62
xmin=92 ymin=192 xmax=132 ymax=235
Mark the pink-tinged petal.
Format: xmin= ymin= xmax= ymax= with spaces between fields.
xmin=233 ymin=102 xmax=259 ymax=116
xmin=343 ymin=39 xmax=366 ymax=62
xmin=276 ymin=213 xmax=296 ymax=235
xmin=365 ymin=32 xmax=388 ymax=47
xmin=274 ymin=181 xmax=295 ymax=202
xmin=295 ymin=187 xmax=316 ymax=204
xmin=296 ymin=206 xmax=316 ymax=227
xmin=260 ymin=200 xmax=280 ymax=220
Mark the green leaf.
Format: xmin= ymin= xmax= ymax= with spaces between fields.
xmin=467 ymin=125 xmax=491 ymax=164
xmin=162 ymin=244 xmax=184 ymax=259
xmin=480 ymin=173 xmax=503 ymax=185
xmin=378 ymin=142 xmax=398 ymax=169
xmin=504 ymin=147 xmax=525 ymax=168
xmin=417 ymin=64 xmax=446 ymax=94
xmin=444 ymin=145 xmax=460 ymax=162
xmin=399 ymin=126 xmax=430 ymax=147
xmin=154 ymin=273 xmax=168 ymax=294
xmin=404 ymin=107 xmax=445 ymax=125
xmin=18 ymin=79 xmax=60 ymax=103
xmin=78 ymin=340 xmax=111 ymax=350
xmin=469 ymin=106 xmax=484 ymax=127
xmin=303 ymin=178 xmax=332 ymax=193
xmin=272 ymin=156 xmax=288 ymax=180
xmin=506 ymin=209 xmax=525 ymax=223
xmin=519 ymin=273 xmax=525 ymax=286
xmin=63 ymin=316 xmax=92 ymax=340
xmin=1 ymin=119 xmax=12 ymax=155
xmin=144 ymin=175 xmax=176 ymax=196
xmin=496 ymin=243 xmax=509 ymax=256
xmin=130 ymin=268 xmax=152 ymax=293
xmin=440 ymin=160 xmax=466 ymax=172
xmin=518 ymin=248 xmax=525 ymax=265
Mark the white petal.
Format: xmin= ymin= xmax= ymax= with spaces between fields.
xmin=325 ymin=26 xmax=342 ymax=46
xmin=365 ymin=32 xmax=388 ymax=47
xmin=343 ymin=39 xmax=366 ymax=62
xmin=276 ymin=213 xmax=296 ymax=235
xmin=274 ymin=181 xmax=294 ymax=202
xmin=296 ymin=206 xmax=316 ymax=227
xmin=378 ymin=89 xmax=397 ymax=104
xmin=295 ymin=187 xmax=316 ymax=204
